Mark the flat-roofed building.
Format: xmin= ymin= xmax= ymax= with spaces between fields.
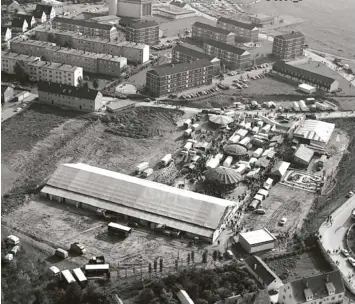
xmin=52 ymin=17 xmax=119 ymax=41
xmin=272 ymin=61 xmax=339 ymax=92
xmin=192 ymin=22 xmax=235 ymax=45
xmin=153 ymin=6 xmax=196 ymax=20
xmin=217 ymin=17 xmax=259 ymax=42
xmin=1 ymin=51 xmax=83 ymax=86
xmin=38 ymin=81 xmax=102 ymax=111
xmin=125 ymin=19 xmax=159 ymax=45
xmin=272 ymin=31 xmax=305 ymax=59
xmin=203 ymin=39 xmax=251 ymax=69
xmin=146 ymin=59 xmax=213 ymax=97
xmin=238 ymin=228 xmax=276 ymax=253
xmin=34 ymin=27 xmax=149 ymax=63
xmin=247 ymin=14 xmax=275 ymax=26
xmin=117 ymin=0 xmax=153 ymax=19
xmin=10 ymin=38 xmax=126 ymax=77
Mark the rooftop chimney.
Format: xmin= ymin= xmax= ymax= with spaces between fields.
xmin=326 ymin=274 xmax=329 ymax=282
xmin=254 ymin=264 xmax=257 ymax=270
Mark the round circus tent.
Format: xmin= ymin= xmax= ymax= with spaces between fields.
xmin=209 ymin=114 xmax=234 ymax=125
xmin=223 ymin=144 xmax=248 ymax=157
xmin=205 ymin=166 xmax=242 ymax=185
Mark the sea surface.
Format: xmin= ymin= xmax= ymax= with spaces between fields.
xmin=237 ymin=0 xmax=355 ymax=59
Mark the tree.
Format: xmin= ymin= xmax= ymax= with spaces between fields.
xmin=77 ymin=77 xmax=83 ymax=87
xmin=14 ymin=61 xmax=30 ymax=83
xmin=191 ymin=251 xmax=195 ymax=263
xmin=154 ymin=259 xmax=158 ymax=272
xmin=187 ymin=253 xmax=191 ymax=265
xmin=202 ymin=250 xmax=208 ymax=263
xmin=212 ymin=250 xmax=218 ymax=261
xmin=48 ymin=33 xmax=56 ymax=43
xmin=149 ymin=262 xmax=152 ymax=274
xmin=159 ymin=258 xmax=163 ymax=273
xmin=93 ymin=79 xmax=99 ymax=89
xmin=138 ymin=288 xmax=155 ymax=303
xmin=64 ymin=284 xmax=83 ymax=304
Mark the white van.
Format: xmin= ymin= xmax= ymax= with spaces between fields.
xmin=5 ymin=235 xmax=20 ymax=246
xmin=161 ymin=154 xmax=172 ymax=167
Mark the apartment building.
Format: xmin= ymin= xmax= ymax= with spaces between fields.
xmin=34 ymin=27 xmax=149 ymax=63
xmin=272 ymin=31 xmax=305 ymax=59
xmin=1 ymin=51 xmax=83 ymax=86
xmin=203 ymin=39 xmax=251 ymax=69
xmin=146 ymin=59 xmax=213 ymax=97
xmin=172 ymin=44 xmax=220 ymax=74
xmin=278 ymin=270 xmax=344 ymax=304
xmin=38 ymin=81 xmax=102 ymax=112
xmin=10 ymin=38 xmax=126 ymax=77
xmin=125 ymin=20 xmax=159 ymax=45
xmin=247 ymin=14 xmax=275 ymax=26
xmin=192 ymin=22 xmax=235 ymax=45
xmin=52 ymin=17 xmax=119 ymax=41
xmin=272 ymin=61 xmax=339 ymax=92
xmin=217 ymin=17 xmax=259 ymax=42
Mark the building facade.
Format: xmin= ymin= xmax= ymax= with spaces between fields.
xmin=125 ymin=20 xmax=159 ymax=45
xmin=52 ymin=17 xmax=119 ymax=41
xmin=247 ymin=14 xmax=275 ymax=26
xmin=239 ymin=228 xmax=276 ymax=253
xmin=34 ymin=4 xmax=56 ymax=21
xmin=217 ymin=17 xmax=259 ymax=42
xmin=146 ymin=59 xmax=213 ymax=97
xmin=272 ymin=31 xmax=305 ymax=59
xmin=203 ymin=39 xmax=251 ymax=69
xmin=152 ymin=7 xmax=196 ymax=20
xmin=278 ymin=271 xmax=345 ymax=304
xmin=1 ymin=85 xmax=14 ymax=103
xmin=116 ymin=0 xmax=153 ymax=18
xmin=10 ymin=38 xmax=125 ymax=77
xmin=192 ymin=22 xmax=235 ymax=45
xmin=11 ymin=18 xmax=29 ymax=33
xmin=272 ymin=61 xmax=339 ymax=92
xmin=34 ymin=27 xmax=149 ymax=63
xmin=2 ymin=51 xmax=83 ymax=86
xmin=38 ymin=81 xmax=102 ymax=111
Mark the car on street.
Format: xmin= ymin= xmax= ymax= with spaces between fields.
xmin=341 ymin=249 xmax=350 ymax=257
xmin=352 ymin=208 xmax=355 ymax=220
xmin=279 ymin=217 xmax=287 ymax=226
xmin=348 ymin=257 xmax=355 ymax=267
xmin=346 ymin=191 xmax=354 ymax=198
xmin=14 ymin=107 xmax=22 ymax=112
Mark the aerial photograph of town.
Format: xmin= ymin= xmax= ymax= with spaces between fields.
xmin=1 ymin=0 xmax=355 ymax=302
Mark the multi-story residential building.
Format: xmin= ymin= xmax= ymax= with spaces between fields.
xmin=33 ymin=4 xmax=56 ymax=22
xmin=146 ymin=59 xmax=213 ymax=97
xmin=10 ymin=38 xmax=126 ymax=77
xmin=172 ymin=44 xmax=220 ymax=74
xmin=1 ymin=85 xmax=14 ymax=103
xmin=116 ymin=0 xmax=153 ymax=19
xmin=272 ymin=31 xmax=305 ymax=59
xmin=34 ymin=27 xmax=149 ymax=63
xmin=278 ymin=270 xmax=345 ymax=304
xmin=192 ymin=22 xmax=235 ymax=45
xmin=246 ymin=14 xmax=275 ymax=26
xmin=38 ymin=81 xmax=103 ymax=112
xmin=217 ymin=17 xmax=259 ymax=42
xmin=52 ymin=17 xmax=119 ymax=41
xmin=1 ymin=27 xmax=12 ymax=41
xmin=272 ymin=61 xmax=339 ymax=92
xmin=125 ymin=20 xmax=159 ymax=45
xmin=203 ymin=39 xmax=251 ymax=69
xmin=1 ymin=51 xmax=83 ymax=86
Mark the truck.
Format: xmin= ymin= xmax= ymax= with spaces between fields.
xmin=89 ymin=256 xmax=105 ymax=264
xmin=316 ymin=155 xmax=327 ymax=171
xmin=183 ymin=119 xmax=192 ymax=129
xmin=55 ymin=248 xmax=69 ymax=259
xmin=161 ymin=154 xmax=172 ymax=167
xmin=142 ymin=168 xmax=153 ymax=178
xmin=70 ymin=242 xmax=86 ymax=254
xmin=96 ymin=209 xmax=117 ymax=221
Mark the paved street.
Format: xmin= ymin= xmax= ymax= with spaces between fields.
xmin=1 ymin=93 xmax=38 ymax=122
xmin=319 ymin=196 xmax=355 ymax=292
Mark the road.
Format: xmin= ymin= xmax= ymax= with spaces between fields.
xmin=319 ymin=196 xmax=355 ymax=293
xmin=1 ymin=93 xmax=38 ymax=122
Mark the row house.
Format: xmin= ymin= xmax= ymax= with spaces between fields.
xmin=125 ymin=20 xmax=159 ymax=46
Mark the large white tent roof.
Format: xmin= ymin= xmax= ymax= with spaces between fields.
xmin=42 ymin=163 xmax=234 ymax=238
xmin=294 ymin=120 xmax=335 ymax=144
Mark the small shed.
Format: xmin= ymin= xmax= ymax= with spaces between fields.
xmin=270 ymin=161 xmax=290 ymax=181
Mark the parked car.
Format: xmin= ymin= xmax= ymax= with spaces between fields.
xmin=341 ymin=249 xmax=350 ymax=257
xmin=4 ymin=253 xmax=14 ymax=263
xmin=352 ymin=208 xmax=355 ymax=220
xmin=5 ymin=235 xmax=20 ymax=246
xmin=49 ymin=266 xmax=61 ymax=276
xmin=254 ymin=209 xmax=266 ymax=215
xmin=346 ymin=191 xmax=354 ymax=198
xmin=348 ymin=257 xmax=355 ymax=267
xmin=127 ymin=221 xmax=139 ymax=228
xmin=10 ymin=245 xmax=20 ymax=255
xmin=279 ymin=217 xmax=287 ymax=226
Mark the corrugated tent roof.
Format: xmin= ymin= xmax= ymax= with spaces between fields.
xmin=43 ymin=163 xmax=233 ymax=237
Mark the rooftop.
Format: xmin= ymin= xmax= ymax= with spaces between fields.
xmin=173 ymin=44 xmax=212 ymax=60
xmin=203 ymin=39 xmax=250 ymax=56
xmin=287 ymin=270 xmax=344 ymax=302
xmin=193 ymin=21 xmax=234 ymax=35
xmin=245 ymin=255 xmax=281 ymax=286
xmin=170 ymin=0 xmax=188 ymax=8
xmin=274 ymin=31 xmax=304 ymax=40
xmin=148 ymin=59 xmax=212 ymax=77
xmin=217 ymin=17 xmax=259 ymax=30
xmin=2 ymin=51 xmax=38 ymax=62
xmin=1 ymin=26 xmax=10 ymax=35
xmin=53 ymin=17 xmax=115 ymax=31
xmin=294 ymin=119 xmax=335 ymax=144
xmin=239 ymin=228 xmax=276 ymax=245
xmin=33 ymin=3 xmax=53 ymax=18
xmin=12 ymin=14 xmax=32 ymax=28
xmin=273 ymin=61 xmax=337 ymax=86
xmin=41 ymin=163 xmax=234 ymax=238
xmin=27 ymin=60 xmax=82 ymax=72
xmin=293 ymin=144 xmax=314 ymax=163
xmin=271 ymin=161 xmax=290 ymax=177
xmin=127 ymin=19 xmax=159 ymax=29
xmin=38 ymin=82 xmax=100 ymax=100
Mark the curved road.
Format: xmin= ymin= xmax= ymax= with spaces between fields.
xmin=319 ymin=196 xmax=355 ymax=293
